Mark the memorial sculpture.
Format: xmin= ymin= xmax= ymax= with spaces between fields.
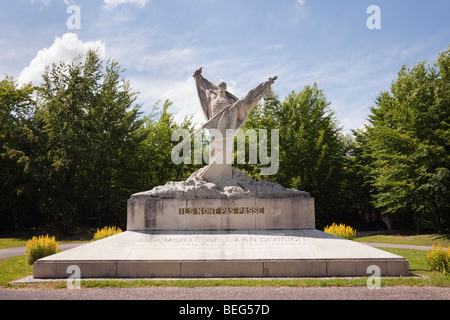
xmin=127 ymin=68 xmax=313 ymax=231
xmin=32 ymin=69 xmax=409 ymax=279
xmin=140 ymin=68 xmax=304 ymax=200
xmin=173 ymin=67 xmax=277 ymax=185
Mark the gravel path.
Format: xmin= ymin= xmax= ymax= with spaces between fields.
xmin=0 ymin=243 xmax=83 ymax=260
xmin=1 ymin=286 xmax=449 ymax=300
xmin=358 ymin=242 xmax=433 ymax=250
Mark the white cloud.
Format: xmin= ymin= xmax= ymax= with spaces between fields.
xmin=295 ymin=0 xmax=306 ymax=11
xmin=18 ymin=33 xmax=105 ymax=86
xmin=131 ymin=75 xmax=206 ymax=128
xmin=263 ymin=43 xmax=284 ymax=52
xmin=292 ymin=0 xmax=307 ymax=23
xmin=103 ymin=0 xmax=150 ymax=9
xmin=30 ymin=0 xmax=149 ymax=10
xmin=30 ymin=0 xmax=73 ymax=10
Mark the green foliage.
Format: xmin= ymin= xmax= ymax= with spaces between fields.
xmin=34 ymin=50 xmax=143 ymax=231
xmin=134 ymin=100 xmax=199 ymax=190
xmin=243 ymin=84 xmax=350 ymax=223
xmin=361 ymin=45 xmax=450 ymax=233
xmin=0 ymin=50 xmax=199 ymax=234
xmin=0 ymin=77 xmax=38 ymax=231
xmin=25 ymin=235 xmax=59 ymax=265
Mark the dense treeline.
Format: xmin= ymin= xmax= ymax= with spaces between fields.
xmin=355 ymin=47 xmax=450 ymax=233
xmin=0 ymin=51 xmax=197 ymax=234
xmin=1 ymin=47 xmax=449 ymax=235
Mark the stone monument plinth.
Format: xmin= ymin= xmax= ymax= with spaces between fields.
xmin=33 ymin=167 xmax=409 ymax=279
xmin=127 ymin=168 xmax=315 ymax=231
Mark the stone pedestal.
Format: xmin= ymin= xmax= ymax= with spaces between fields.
xmin=33 ymin=168 xmax=409 ymax=279
xmin=127 ymin=197 xmax=315 ymax=231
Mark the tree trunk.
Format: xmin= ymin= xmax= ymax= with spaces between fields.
xmin=64 ymin=210 xmax=71 ymax=236
xmin=432 ymin=202 xmax=442 ymax=234
xmin=412 ymin=210 xmax=420 ymax=234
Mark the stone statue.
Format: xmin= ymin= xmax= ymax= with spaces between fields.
xmin=174 ymin=67 xmax=277 ymax=185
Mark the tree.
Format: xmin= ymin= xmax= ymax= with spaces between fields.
xmin=36 ymin=50 xmax=143 ymax=232
xmin=347 ymin=128 xmax=380 ymax=226
xmin=0 ymin=76 xmax=38 ymax=232
xmin=243 ymin=84 xmax=349 ymax=225
xmin=133 ymin=99 xmax=199 ymax=191
xmin=363 ymin=46 xmax=450 ymax=233
xmin=0 ymin=51 xmax=202 ymax=234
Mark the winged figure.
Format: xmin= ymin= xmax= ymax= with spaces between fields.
xmin=173 ymin=68 xmax=277 ymax=184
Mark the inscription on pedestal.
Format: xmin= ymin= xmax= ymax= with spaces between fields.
xmin=179 ymin=207 xmax=265 ymax=215
xmin=131 ymin=232 xmax=308 ymax=259
xmin=135 ymin=235 xmax=304 ymax=244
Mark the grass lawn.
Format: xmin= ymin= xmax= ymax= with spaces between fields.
xmin=355 ymin=233 xmax=450 ymax=247
xmin=0 ymin=255 xmax=33 ymax=287
xmin=0 ymin=238 xmax=30 ymax=249
xmin=0 ymin=247 xmax=448 ymax=289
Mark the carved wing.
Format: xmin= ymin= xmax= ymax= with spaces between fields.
xmin=194 ymin=68 xmax=215 ymax=120
xmin=193 ymin=68 xmax=239 ymax=120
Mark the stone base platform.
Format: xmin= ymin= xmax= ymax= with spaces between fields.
xmin=33 ymin=229 xmax=409 ymax=279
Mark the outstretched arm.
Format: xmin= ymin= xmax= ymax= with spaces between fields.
xmin=193 ymin=67 xmax=218 ymax=120
xmin=239 ymin=76 xmax=277 ymax=114
xmin=193 ymin=67 xmax=203 ymax=78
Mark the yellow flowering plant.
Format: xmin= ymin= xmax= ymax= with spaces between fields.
xmin=426 ymin=245 xmax=449 ymax=274
xmin=25 ymin=235 xmax=59 ymax=265
xmin=324 ymin=223 xmax=357 ymax=240
xmin=92 ymin=226 xmax=123 ymax=241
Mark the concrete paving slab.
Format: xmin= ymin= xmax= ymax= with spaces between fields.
xmin=33 ymin=230 xmax=409 ymax=279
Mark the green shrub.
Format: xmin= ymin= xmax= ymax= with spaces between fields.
xmin=426 ymin=245 xmax=450 ymax=274
xmin=25 ymin=235 xmax=59 ymax=265
xmin=92 ymin=226 xmax=123 ymax=241
xmin=324 ymin=223 xmax=357 ymax=240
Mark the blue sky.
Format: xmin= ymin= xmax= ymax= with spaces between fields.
xmin=1 ymin=0 xmax=449 ymax=132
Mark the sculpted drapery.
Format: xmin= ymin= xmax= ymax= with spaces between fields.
xmin=174 ymin=68 xmax=276 ymax=184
